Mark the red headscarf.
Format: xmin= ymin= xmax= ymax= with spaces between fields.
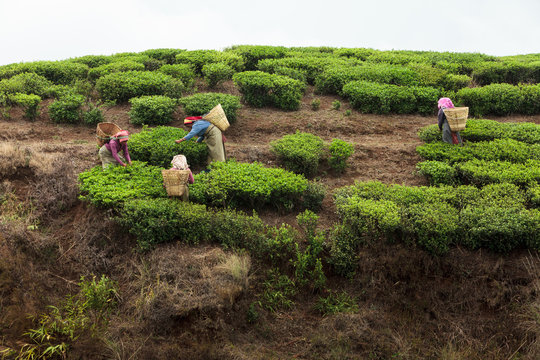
xmin=113 ymin=130 xmax=129 ymax=142
xmin=184 ymin=116 xmax=203 ymax=125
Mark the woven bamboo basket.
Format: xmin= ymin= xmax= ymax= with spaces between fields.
xmin=162 ymin=169 xmax=190 ymax=197
xmin=443 ymin=107 xmax=469 ymax=132
xmin=96 ymin=122 xmax=122 ymax=146
xmin=203 ymin=104 xmax=230 ymax=131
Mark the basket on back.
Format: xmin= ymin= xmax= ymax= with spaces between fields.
xmin=443 ymin=107 xmax=469 ymax=132
xmin=162 ymin=169 xmax=191 ymax=197
xmin=203 ymin=104 xmax=230 ymax=131
xmin=96 ymin=122 xmax=122 ymax=147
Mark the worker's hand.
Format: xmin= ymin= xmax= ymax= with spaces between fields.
xmin=128 ymin=161 xmax=132 ymax=165
xmin=122 ymin=163 xmax=127 ymax=167
xmin=175 ymin=139 xmax=184 ymax=144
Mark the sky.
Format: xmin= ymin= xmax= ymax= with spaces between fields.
xmin=1 ymin=0 xmax=539 ymax=66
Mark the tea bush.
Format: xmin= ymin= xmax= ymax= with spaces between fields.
xmin=456 ymin=159 xmax=540 ymax=187
xmin=302 ymin=180 xmax=327 ymax=213
xmin=456 ymin=83 xmax=523 ymax=116
xmin=190 ymin=160 xmax=309 ymax=211
xmin=78 ymin=161 xmax=167 ymax=208
xmin=527 ymin=182 xmax=540 ymax=208
xmin=443 ymin=73 xmax=472 ymax=92
xmin=82 ymin=103 xmax=104 ymax=125
xmin=87 ymin=60 xmax=145 ymax=81
xmin=96 ymin=71 xmax=184 ymax=102
xmin=178 ymin=92 xmax=241 ymax=123
xmin=270 ymin=131 xmax=325 ymax=177
xmin=140 ymin=48 xmax=185 ymax=64
xmin=229 ymin=45 xmax=288 ymax=70
xmin=470 ymin=61 xmax=540 ymax=85
xmin=0 ymin=72 xmax=52 ymax=97
xmin=48 ymin=93 xmax=85 ymax=124
xmin=233 ymin=71 xmax=305 ymax=110
xmin=342 ymin=80 xmax=440 ymax=115
xmin=10 ymin=93 xmax=41 ymax=120
xmin=202 ymin=63 xmax=235 ymax=88
xmin=69 ymin=54 xmax=112 ymax=68
xmin=416 ymin=161 xmax=458 ymax=185
xmin=0 ymin=60 xmax=89 ymax=84
xmin=158 ymin=64 xmax=196 ymax=89
xmin=175 ymin=50 xmax=244 ymax=74
xmin=329 ymin=138 xmax=355 ymax=173
xmin=128 ymin=95 xmax=177 ymax=125
xmin=128 ymin=126 xmax=208 ymax=168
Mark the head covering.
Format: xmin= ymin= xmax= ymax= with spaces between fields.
xmin=438 ymin=98 xmax=455 ymax=110
xmin=113 ymin=130 xmax=129 ymax=142
xmin=171 ymin=154 xmax=189 ymax=170
xmin=184 ymin=116 xmax=203 ymax=125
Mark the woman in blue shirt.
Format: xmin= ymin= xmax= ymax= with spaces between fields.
xmin=175 ymin=116 xmax=226 ymax=165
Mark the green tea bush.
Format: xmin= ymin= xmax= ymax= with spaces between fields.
xmin=158 ymin=64 xmax=196 ymax=89
xmin=270 ymin=131 xmax=325 ymax=177
xmin=527 ymin=182 xmax=540 ymax=208
xmin=233 ymin=71 xmax=305 ymax=110
xmin=470 ymin=61 xmax=540 ymax=85
xmin=48 ymin=93 xmax=85 ymax=123
xmin=87 ymin=60 xmax=145 ymax=81
xmin=128 ymin=126 xmax=208 ymax=168
xmin=78 ymin=161 xmax=167 ymax=208
xmin=314 ymin=63 xmax=421 ymax=95
xmin=96 ymin=71 xmax=184 ymax=102
xmin=229 ymin=45 xmax=288 ymax=70
xmin=521 ymin=84 xmax=540 ymax=115
xmin=443 ymin=73 xmax=472 ymax=92
xmin=416 ymin=139 xmax=540 ymax=164
xmin=82 ymin=103 xmax=104 ymax=126
xmin=190 ymin=160 xmax=309 ymax=211
xmin=10 ymin=93 xmax=41 ymax=120
xmin=128 ymin=95 xmax=177 ymax=125
xmin=175 ymin=50 xmax=222 ymax=74
xmin=69 ymin=55 xmax=112 ymax=68
xmin=327 ymin=224 xmax=359 ymax=278
xmin=273 ymin=66 xmax=307 ymax=83
xmin=329 ymin=138 xmax=355 ymax=173
xmin=311 ymin=98 xmax=321 ymax=111
xmin=0 ymin=72 xmax=52 ymax=97
xmin=456 ymin=83 xmax=523 ymax=116
xmin=456 ymin=159 xmax=540 ymax=187
xmin=178 ymin=92 xmax=241 ymax=123
xmin=418 ymin=120 xmax=540 ymax=144
xmin=0 ymin=60 xmax=89 ymax=84
xmin=264 ymin=224 xmax=300 ymax=268
xmin=342 ymin=80 xmax=440 ymax=115
xmin=331 ymin=100 xmax=341 ymax=110
xmin=140 ymin=48 xmax=186 ymax=64
xmin=202 ymin=63 xmax=235 ymax=88
xmin=302 ymin=181 xmax=327 ymax=213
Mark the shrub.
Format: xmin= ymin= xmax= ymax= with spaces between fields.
xmin=233 ymin=71 xmax=305 ymax=111
xmin=140 ymin=48 xmax=186 ymax=64
xmin=158 ymin=64 xmax=196 ymax=89
xmin=443 ymin=73 xmax=472 ymax=92
xmin=129 ymin=95 xmax=177 ymax=125
xmin=189 ymin=160 xmax=309 ymax=211
xmin=456 ymin=159 xmax=540 ymax=187
xmin=48 ymin=93 xmax=85 ymax=123
xmin=87 ymin=60 xmax=145 ymax=82
xmin=329 ymin=138 xmax=355 ymax=173
xmin=328 ymin=224 xmax=359 ymax=278
xmin=82 ymin=103 xmax=104 ymax=126
xmin=0 ymin=72 xmax=52 ymax=97
xmin=527 ymin=182 xmax=540 ymax=208
xmin=311 ymin=98 xmax=321 ymax=111
xmin=331 ymin=100 xmax=341 ymax=110
xmin=96 ymin=71 xmax=184 ymax=102
xmin=0 ymin=60 xmax=89 ymax=84
xmin=10 ymin=93 xmax=41 ymax=120
xmin=128 ymin=126 xmax=208 ymax=168
xmin=178 ymin=92 xmax=241 ymax=123
xmin=342 ymin=80 xmax=439 ymax=115
xmin=202 ymin=63 xmax=235 ymax=88
xmin=270 ymin=131 xmax=325 ymax=177
xmin=274 ymin=66 xmax=307 ymax=83
xmin=456 ymin=83 xmax=523 ymax=116
xmin=229 ymin=45 xmax=288 ymax=70
xmin=315 ymin=291 xmax=359 ymax=316
xmin=78 ymin=161 xmax=167 ymax=208
xmin=302 ymin=180 xmax=327 ymax=213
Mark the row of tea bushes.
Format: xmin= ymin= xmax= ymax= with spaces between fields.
xmin=331 ymin=181 xmax=540 ymax=263
xmin=418 ymin=119 xmax=540 ymax=144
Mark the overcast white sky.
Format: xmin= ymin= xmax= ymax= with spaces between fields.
xmin=1 ymin=0 xmax=539 ymax=66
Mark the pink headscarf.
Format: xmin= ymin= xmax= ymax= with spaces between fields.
xmin=438 ymin=98 xmax=455 ymax=110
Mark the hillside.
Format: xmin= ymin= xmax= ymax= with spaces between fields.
xmin=1 ymin=46 xmax=540 ymax=359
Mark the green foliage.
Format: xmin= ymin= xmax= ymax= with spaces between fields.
xmin=78 ymin=161 xmax=167 ymax=208
xmin=0 ymin=72 xmax=52 ymax=97
xmin=456 ymin=159 xmax=540 ymax=187
xmin=82 ymin=102 xmax=104 ymax=126
xmin=128 ymin=95 xmax=177 ymax=125
xmin=0 ymin=60 xmax=89 ymax=84
xmin=328 ymin=224 xmax=359 ymax=278
xmin=416 ymin=161 xmax=458 ymax=185
xmin=293 ymin=211 xmax=326 ymax=289
xmin=258 ymin=269 xmax=296 ymax=312
xmin=315 ymin=291 xmax=359 ymax=316
xmin=190 ymin=160 xmax=309 ymax=211
xmin=48 ymin=93 xmax=85 ymax=123
xmin=270 ymin=131 xmax=325 ymax=177
xmin=95 ymin=71 xmax=184 ymax=102
xmin=443 ymin=73 xmax=472 ymax=92
xmin=178 ymin=92 xmax=241 ymax=123
xmin=342 ymin=80 xmax=440 ymax=115
xmin=527 ymin=182 xmax=540 ymax=208
xmin=229 ymin=45 xmax=288 ymax=70
xmin=264 ymin=224 xmax=300 ymax=267
xmin=233 ymin=71 xmax=305 ymax=110
xmin=175 ymin=50 xmax=222 ymax=74
xmin=202 ymin=63 xmax=235 ymax=88
xmin=140 ymin=48 xmax=186 ymax=64
xmin=87 ymin=60 xmax=145 ymax=81
xmin=331 ymin=100 xmax=341 ymax=110
xmin=10 ymin=93 xmax=41 ymax=120
xmin=471 ymin=60 xmax=540 ymax=85
xmin=128 ymin=126 xmax=208 ymax=168
xmin=78 ymin=275 xmax=118 ymax=312
xmin=311 ymin=98 xmax=321 ymax=111
xmin=158 ymin=63 xmax=196 ymax=89
xmin=329 ymin=138 xmax=355 ymax=173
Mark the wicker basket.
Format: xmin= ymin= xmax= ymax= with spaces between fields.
xmin=96 ymin=122 xmax=122 ymax=146
xmin=162 ymin=169 xmax=190 ymax=197
xmin=203 ymin=104 xmax=230 ymax=131
xmin=443 ymin=107 xmax=468 ymax=132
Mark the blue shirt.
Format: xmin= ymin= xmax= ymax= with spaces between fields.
xmin=182 ymin=120 xmax=211 ymax=142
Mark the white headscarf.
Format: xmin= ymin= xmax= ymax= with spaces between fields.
xmin=171 ymin=154 xmax=189 ymax=170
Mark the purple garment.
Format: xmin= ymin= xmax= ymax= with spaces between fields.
xmin=105 ymin=140 xmax=131 ymax=166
